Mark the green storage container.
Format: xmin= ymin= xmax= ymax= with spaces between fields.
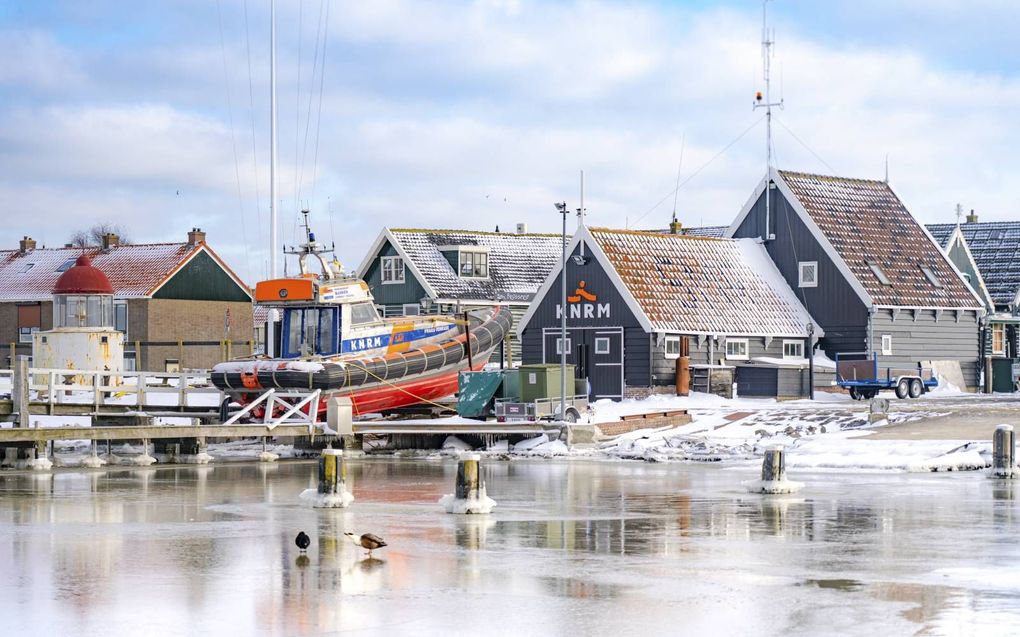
xmin=519 ymin=364 xmax=575 ymax=403
xmin=499 ymin=368 xmax=521 ymax=401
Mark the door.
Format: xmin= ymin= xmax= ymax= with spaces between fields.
xmin=589 ymin=330 xmax=623 ymax=399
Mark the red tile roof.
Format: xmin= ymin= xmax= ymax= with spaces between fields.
xmin=589 ymin=228 xmax=816 ymax=336
xmin=779 ymin=171 xmax=979 ymax=308
xmin=0 ymin=242 xmax=244 ymax=301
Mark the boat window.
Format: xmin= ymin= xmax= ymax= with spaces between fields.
xmin=350 ymin=302 xmax=378 ymax=325
xmin=283 ymin=307 xmax=338 ymax=357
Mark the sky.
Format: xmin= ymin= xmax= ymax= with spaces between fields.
xmin=2 ymin=0 xmax=1019 ymax=284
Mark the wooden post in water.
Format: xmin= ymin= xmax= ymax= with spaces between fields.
xmin=761 ymin=446 xmax=785 ymax=483
xmin=993 ymin=425 xmax=1016 ymax=478
xmin=318 ymin=448 xmax=347 ymax=496
xmin=12 ymin=355 xmax=29 ymax=428
xmin=455 ymin=453 xmax=481 ymax=500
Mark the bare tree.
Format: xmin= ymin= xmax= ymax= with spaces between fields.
xmin=68 ymin=223 xmax=131 ymax=248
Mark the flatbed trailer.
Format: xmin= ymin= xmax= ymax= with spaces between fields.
xmin=835 ymin=352 xmax=937 ymax=400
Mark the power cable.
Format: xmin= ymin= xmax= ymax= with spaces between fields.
xmin=774 ymin=117 xmax=837 ymax=175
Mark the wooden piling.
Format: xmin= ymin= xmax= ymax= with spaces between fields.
xmin=455 ymin=453 xmax=482 ymax=500
xmin=12 ymin=355 xmax=29 ymax=428
xmin=993 ymin=425 xmax=1016 ymax=478
xmin=761 ymin=446 xmax=785 ymax=483
xmin=318 ymin=449 xmax=347 ymax=495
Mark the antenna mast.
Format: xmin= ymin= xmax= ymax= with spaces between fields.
xmin=753 ymin=0 xmax=782 ymax=241
xmin=266 ymin=0 xmax=279 ymax=358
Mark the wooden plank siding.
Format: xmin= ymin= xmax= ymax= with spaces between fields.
xmin=731 ymin=188 xmax=870 ymax=357
xmin=869 ymin=308 xmax=981 ymax=388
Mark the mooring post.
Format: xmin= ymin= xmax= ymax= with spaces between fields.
xmin=761 ymin=446 xmax=785 ymax=483
xmin=456 ymin=453 xmax=482 ymax=500
xmin=12 ymin=355 xmax=29 ymax=428
xmin=318 ymin=448 xmax=347 ymax=496
xmin=993 ymin=425 xmax=1016 ymax=478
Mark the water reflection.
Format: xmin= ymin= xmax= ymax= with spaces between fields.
xmin=1 ymin=460 xmax=1019 ymax=635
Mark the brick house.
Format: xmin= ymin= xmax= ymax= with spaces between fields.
xmin=0 ymin=229 xmax=253 ymax=371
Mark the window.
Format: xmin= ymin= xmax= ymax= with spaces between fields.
xmin=459 ymin=251 xmax=488 ymax=278
xmin=402 ymin=303 xmax=421 ymax=316
xmin=798 ymin=261 xmax=818 ymax=288
xmin=992 ymin=323 xmax=1006 ymax=355
xmin=283 ymin=307 xmax=339 ymax=357
xmin=349 ymin=302 xmax=379 ymax=325
xmin=881 ymin=334 xmax=893 ymax=355
xmin=555 ymin=337 xmax=572 ymax=355
xmin=123 ymin=352 xmax=137 ymax=372
xmin=114 ymin=300 xmax=128 ymax=337
xmin=55 ymin=258 xmax=76 ymax=273
xmin=380 ymin=256 xmax=405 ymax=284
xmin=725 ymin=338 xmax=749 ymax=360
xmin=868 ymin=261 xmax=892 ymax=286
xmin=17 ymin=303 xmax=41 ymax=343
xmin=919 ymin=265 xmax=942 ymax=288
xmin=17 ymin=263 xmax=34 ymax=274
xmin=783 ymin=340 xmax=805 ymax=359
xmin=664 ymin=335 xmax=681 ymax=359
xmin=595 ymin=337 xmax=611 ymax=355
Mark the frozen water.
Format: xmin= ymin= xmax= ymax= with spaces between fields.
xmin=438 ymin=482 xmax=498 ymax=514
xmin=4 ymin=459 xmax=1020 ymax=636
xmin=299 ymin=486 xmax=355 ymax=508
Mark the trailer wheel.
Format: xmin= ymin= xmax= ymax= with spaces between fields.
xmin=895 ymin=379 xmax=910 ymax=399
xmin=908 ymin=378 xmax=923 ymax=399
xmin=849 ymin=387 xmax=862 ymax=401
xmin=563 ymin=407 xmax=580 ymax=423
xmin=864 ymin=389 xmax=878 ymax=400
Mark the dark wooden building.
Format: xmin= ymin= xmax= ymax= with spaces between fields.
xmin=727 ymin=169 xmax=984 ymax=389
xmin=518 ymin=227 xmax=823 ymax=400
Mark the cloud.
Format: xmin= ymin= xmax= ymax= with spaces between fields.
xmin=0 ymin=0 xmax=1019 ymax=286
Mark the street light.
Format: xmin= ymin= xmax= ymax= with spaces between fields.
xmin=806 ymin=321 xmax=815 ymax=400
xmin=555 ymin=201 xmax=569 ymax=421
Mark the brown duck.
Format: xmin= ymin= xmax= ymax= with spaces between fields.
xmin=345 ymin=532 xmax=387 ymax=557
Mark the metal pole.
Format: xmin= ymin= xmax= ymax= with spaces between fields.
xmin=807 ymin=322 xmax=815 ymax=400
xmin=557 ymin=201 xmax=568 ymax=420
xmin=267 ymin=0 xmax=279 ymax=358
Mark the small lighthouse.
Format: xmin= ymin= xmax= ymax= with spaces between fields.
xmin=33 ymin=255 xmax=124 ymax=383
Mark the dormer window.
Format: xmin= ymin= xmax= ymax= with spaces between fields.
xmin=459 ymin=251 xmax=488 ymax=278
xmin=919 ymin=264 xmax=942 ymax=288
xmin=867 ymin=261 xmax=891 ymax=286
xmin=380 ymin=256 xmax=404 ymax=284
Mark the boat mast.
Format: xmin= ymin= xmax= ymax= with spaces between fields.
xmin=267 ymin=0 xmax=279 ymax=357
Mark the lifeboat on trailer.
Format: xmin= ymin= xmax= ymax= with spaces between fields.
xmin=210 ymin=218 xmax=512 ymax=417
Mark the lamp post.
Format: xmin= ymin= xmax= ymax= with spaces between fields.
xmin=806 ymin=321 xmax=815 ymax=400
xmin=555 ymin=201 xmax=569 ymax=421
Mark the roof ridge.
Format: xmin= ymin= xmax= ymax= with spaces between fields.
xmin=389 ymin=227 xmax=562 ymax=238
xmin=779 ymin=169 xmax=889 ymax=187
xmin=589 ymin=226 xmax=727 ymax=241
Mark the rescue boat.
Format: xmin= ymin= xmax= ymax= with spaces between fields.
xmin=210 ymin=217 xmax=512 ymax=416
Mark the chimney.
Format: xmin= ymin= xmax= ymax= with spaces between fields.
xmin=18 ymin=236 xmax=36 ymax=254
xmin=187 ymin=227 xmax=206 ymax=246
xmin=101 ymin=233 xmax=119 ymax=250
xmin=966 ymin=209 xmax=979 ymax=224
xmin=669 ymin=220 xmax=682 ymax=235
xmin=516 ymin=222 xmax=528 ymax=234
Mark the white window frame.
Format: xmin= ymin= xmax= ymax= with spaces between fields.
xmin=555 ymin=337 xmax=572 ymax=355
xmin=18 ymin=327 xmax=38 ymax=344
xmin=868 ymin=261 xmax=892 ymax=286
xmin=881 ymin=334 xmax=893 ymax=356
xmin=725 ymin=338 xmax=749 ymax=360
xmin=595 ymin=337 xmax=611 ymax=355
xmin=114 ymin=300 xmax=128 ymax=337
xmin=782 ymin=339 xmax=804 ymax=359
xmin=664 ymin=335 xmax=681 ymax=359
xmin=798 ymin=261 xmax=818 ymax=288
xmin=402 ymin=303 xmax=421 ymax=316
xmin=458 ymin=251 xmax=489 ymax=279
xmin=992 ymin=323 xmax=1006 ymax=355
xmin=380 ymin=256 xmax=405 ymax=284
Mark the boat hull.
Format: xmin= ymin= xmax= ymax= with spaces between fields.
xmin=211 ymin=305 xmax=512 ymax=416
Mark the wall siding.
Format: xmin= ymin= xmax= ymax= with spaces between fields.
xmin=731 ymin=188 xmax=869 ymax=357
xmin=363 ymin=241 xmax=430 ymax=307
xmin=153 ymin=251 xmax=250 ymax=302
xmin=869 ymin=308 xmax=981 ymax=389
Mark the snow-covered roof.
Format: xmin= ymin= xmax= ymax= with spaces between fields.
xmin=360 ymin=228 xmax=563 ymax=303
xmin=587 ymin=228 xmax=818 ymax=337
xmin=927 ymin=221 xmax=1020 ymax=307
xmin=775 ymin=171 xmax=979 ymax=308
xmin=0 ymin=242 xmax=248 ymax=302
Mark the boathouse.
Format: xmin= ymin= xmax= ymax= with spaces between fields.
xmin=727 ymin=169 xmax=985 ymax=389
xmin=928 ymin=217 xmax=1020 ymax=391
xmin=0 ymin=229 xmax=252 ymax=372
xmin=517 ymin=226 xmax=824 ymax=400
xmin=356 ymin=227 xmax=563 ymax=361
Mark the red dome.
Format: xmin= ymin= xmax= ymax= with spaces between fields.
xmin=53 ymin=255 xmax=114 ymax=295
